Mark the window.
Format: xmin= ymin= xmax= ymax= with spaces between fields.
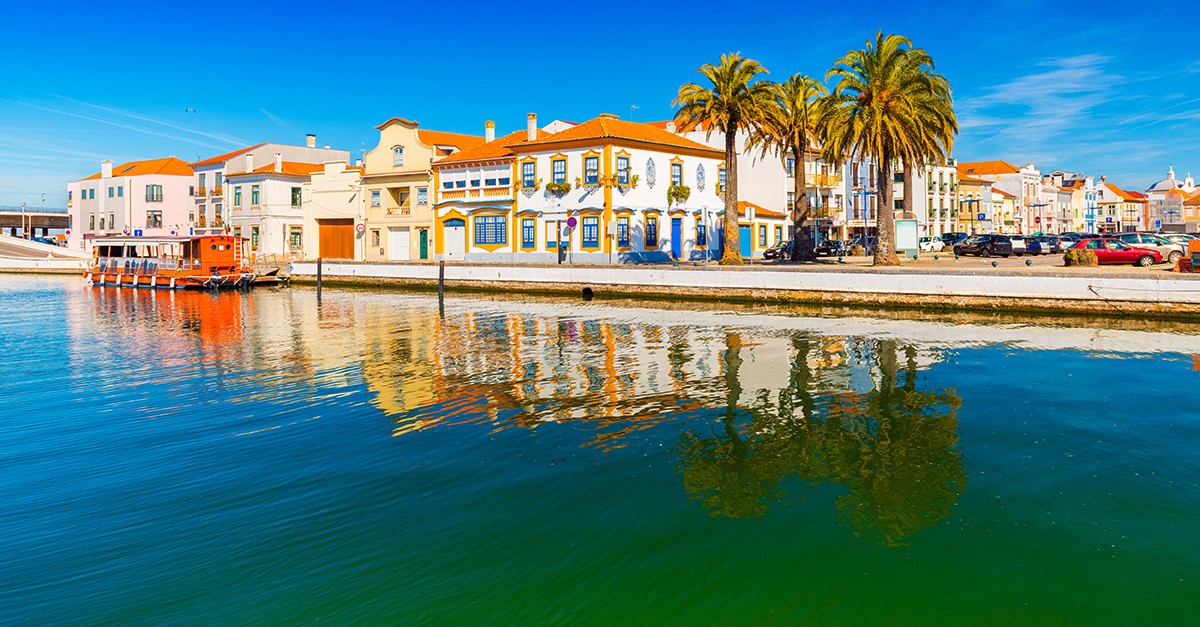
xmin=234 ymin=186 xmax=242 ymax=207
xmin=552 ymin=159 xmax=567 ymax=184
xmin=474 ymin=215 xmax=507 ymax=245
xmin=786 ymin=157 xmax=795 ymax=175
xmin=443 ymin=180 xmax=454 ymax=190
xmin=671 ymin=163 xmax=683 ymax=186
xmin=233 ymin=226 xmax=242 ymax=238
xmin=108 ymin=186 xmax=114 ymax=198
xmin=99 ymin=215 xmax=105 ymax=230
xmin=89 ymin=189 xmax=95 ymax=199
xmin=546 ymin=222 xmax=559 ymax=248
xmin=455 ymin=180 xmax=466 ymax=189
xmin=522 ymin=218 xmax=536 ymax=248
xmin=775 ymin=225 xmax=783 ymax=243
xmin=521 ymin=162 xmax=535 ymax=188
xmin=718 ymin=166 xmax=726 ymax=193
xmin=188 ymin=208 xmax=194 ymax=222
xmin=696 ymin=221 xmax=707 ymax=247
xmin=894 ymin=199 xmax=904 ymax=210
xmin=894 ymin=172 xmax=904 ymax=183
xmin=371 ymin=229 xmax=380 ymax=247
xmin=617 ymin=216 xmax=630 ymax=247
xmin=787 ymin=192 xmax=795 ymax=210
xmin=485 ymin=177 xmax=497 ymax=186
xmin=582 ymin=216 xmax=599 ymax=247
xmin=146 ymin=211 xmax=162 ymax=228
xmin=417 ymin=188 xmax=427 ymax=205
xmin=645 ymin=215 xmax=658 ymax=247
xmin=291 ymin=187 xmax=301 ymax=207
xmin=108 ymin=213 xmax=114 ymax=229
xmin=498 ymin=176 xmax=510 ymax=186
xmin=250 ymin=226 xmax=260 ymax=249
xmin=289 ymin=227 xmax=302 ymax=249
xmin=393 ymin=147 xmax=404 ymax=167
xmin=251 ymin=185 xmax=260 ymax=206
xmin=68 ymin=191 xmax=73 ymax=201
xmin=199 ymin=173 xmax=206 ymax=190
xmin=88 ymin=214 xmax=95 ymax=229
xmin=584 ymin=156 xmax=599 ymax=185
xmin=213 ymin=204 xmax=223 ymax=226
xmin=759 ymin=224 xmax=767 ymax=247
xmin=215 ymin=173 xmax=223 ymax=187
xmin=145 ymin=185 xmax=163 ymax=202
xmin=117 ymin=186 xmax=123 ymax=197
xmin=617 ymin=156 xmax=630 ymax=185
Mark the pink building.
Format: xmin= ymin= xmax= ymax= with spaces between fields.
xmin=66 ymin=157 xmax=194 ymax=251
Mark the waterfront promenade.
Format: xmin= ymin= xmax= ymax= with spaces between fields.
xmin=291 ymin=258 xmax=1200 ymax=317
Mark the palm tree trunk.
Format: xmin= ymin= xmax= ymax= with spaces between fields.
xmin=721 ymin=127 xmax=743 ymax=265
xmin=874 ymin=156 xmax=900 ymax=266
xmin=790 ymin=146 xmax=813 ymax=261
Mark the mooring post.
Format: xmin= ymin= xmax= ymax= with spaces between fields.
xmin=438 ymin=260 xmax=445 ymax=317
xmin=316 ymin=257 xmax=323 ymax=301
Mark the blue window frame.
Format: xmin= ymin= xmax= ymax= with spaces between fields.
xmin=584 ymin=156 xmax=599 ymax=185
xmin=671 ymin=163 xmax=683 ymax=186
xmin=443 ymin=181 xmax=453 ymax=190
xmin=718 ymin=167 xmax=726 ymax=192
xmin=759 ymin=224 xmax=767 ymax=247
xmin=474 ymin=215 xmax=507 ymax=245
xmin=617 ymin=157 xmax=630 ymax=184
xmin=393 ymin=147 xmax=404 ymax=167
xmin=521 ymin=218 xmax=535 ymax=248
xmin=582 ymin=216 xmax=599 ymax=247
xmin=645 ymin=216 xmax=658 ymax=247
xmin=696 ymin=222 xmax=707 ymax=246
xmin=775 ymin=226 xmax=783 ymax=243
xmin=455 ymin=180 xmax=466 ymax=188
xmin=552 ymin=159 xmax=566 ymax=184
xmin=617 ymin=217 xmax=630 ymax=247
xmin=522 ymin=162 xmax=536 ymax=188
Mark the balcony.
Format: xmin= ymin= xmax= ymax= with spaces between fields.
xmin=441 ymin=190 xmax=467 ymax=200
xmin=386 ymin=206 xmax=413 ymax=216
xmin=806 ymin=173 xmax=842 ymax=187
xmin=197 ymin=188 xmax=207 ymax=197
xmin=211 ymin=186 xmax=223 ymax=197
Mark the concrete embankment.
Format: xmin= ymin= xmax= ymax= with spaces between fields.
xmin=290 ymin=261 xmax=1200 ymax=318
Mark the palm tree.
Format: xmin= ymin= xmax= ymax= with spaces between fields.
xmin=751 ymin=74 xmax=827 ymax=261
xmin=673 ymin=53 xmax=776 ymax=265
xmin=818 ymin=32 xmax=957 ymax=265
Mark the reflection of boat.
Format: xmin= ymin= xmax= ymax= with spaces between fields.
xmin=85 ymin=236 xmax=268 ymax=290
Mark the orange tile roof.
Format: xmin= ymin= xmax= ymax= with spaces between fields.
xmin=958 ymin=160 xmax=1020 ymax=176
xmin=515 ymin=115 xmax=724 ymax=155
xmin=990 ymin=187 xmax=1015 ymax=198
xmin=737 ymin=200 xmax=787 ymax=220
xmin=958 ymin=176 xmax=991 ymax=184
xmin=191 ymin=143 xmax=267 ymax=168
xmin=227 ymin=161 xmax=326 ymax=178
xmin=1184 ymin=191 xmax=1200 ymax=206
xmin=83 ymin=157 xmax=193 ymax=180
xmin=417 ymin=129 xmax=486 ymax=151
xmin=433 ymin=129 xmax=554 ymax=167
xmin=375 ymin=117 xmax=419 ymax=130
xmin=1105 ymin=184 xmax=1144 ymax=202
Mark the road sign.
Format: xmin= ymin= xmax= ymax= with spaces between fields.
xmin=355 ymin=223 xmax=366 ymax=234
xmin=134 ymin=229 xmax=143 ymax=237
xmin=1155 ymin=219 xmax=1162 ymax=229
xmin=978 ymin=213 xmax=986 ymax=221
xmin=566 ymin=216 xmax=578 ymax=229
xmin=1105 ymin=217 xmax=1113 ymax=223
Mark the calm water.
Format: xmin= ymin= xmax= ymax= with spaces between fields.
xmin=2 ymin=275 xmax=1199 ymax=624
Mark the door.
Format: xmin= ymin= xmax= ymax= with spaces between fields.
xmin=388 ymin=227 xmax=411 ymax=261
xmin=443 ymin=219 xmax=466 ymax=261
xmin=317 ymin=219 xmax=354 ymax=259
xmin=419 ymin=230 xmax=428 ymax=260
xmin=738 ymin=224 xmax=752 ymax=258
xmin=671 ymin=218 xmax=683 ymax=259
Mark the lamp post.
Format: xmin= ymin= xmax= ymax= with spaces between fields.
xmin=850 ymin=188 xmax=877 ymax=252
xmin=20 ymin=202 xmax=26 ymax=239
xmin=961 ymin=198 xmax=982 ymax=234
xmin=1029 ymin=202 xmax=1050 ymax=234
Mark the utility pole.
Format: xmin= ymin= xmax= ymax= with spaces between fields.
xmin=21 ymin=202 xmax=26 ymax=239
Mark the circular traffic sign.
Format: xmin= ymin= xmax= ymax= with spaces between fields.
xmin=355 ymin=223 xmax=366 ymax=234
xmin=566 ymin=216 xmax=578 ymax=229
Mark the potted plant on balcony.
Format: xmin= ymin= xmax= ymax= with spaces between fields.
xmin=667 ymin=184 xmax=691 ymax=206
xmin=545 ymin=181 xmax=572 ymax=197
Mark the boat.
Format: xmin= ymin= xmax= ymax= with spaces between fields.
xmin=85 ymin=235 xmax=266 ymax=290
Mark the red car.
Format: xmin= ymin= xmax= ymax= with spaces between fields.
xmin=1069 ymin=238 xmax=1163 ymax=266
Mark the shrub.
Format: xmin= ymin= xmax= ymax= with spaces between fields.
xmin=848 ymin=244 xmax=866 ymax=257
xmin=545 ymin=182 xmax=571 ymax=197
xmin=667 ymin=184 xmax=691 ymax=206
xmin=1063 ymin=248 xmax=1098 ymax=267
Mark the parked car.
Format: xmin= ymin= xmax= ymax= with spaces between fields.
xmin=1114 ymin=232 xmax=1184 ymax=264
xmin=954 ymin=234 xmax=1013 ymax=258
xmin=1025 ymin=240 xmax=1043 ymax=255
xmin=1030 ymin=235 xmax=1062 ymax=254
xmin=919 ymin=237 xmax=945 ymax=253
xmin=1163 ymin=233 xmax=1197 ymax=247
xmin=1070 ymin=238 xmax=1163 ymax=266
xmin=1009 ymin=235 xmax=1028 ymax=256
xmin=940 ymin=232 xmax=969 ymax=247
xmin=763 ymin=239 xmax=793 ymax=260
xmin=814 ymin=239 xmax=845 ymax=257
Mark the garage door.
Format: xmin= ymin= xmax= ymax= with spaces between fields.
xmin=388 ymin=227 xmax=410 ymax=261
xmin=318 ymin=219 xmax=355 ymax=259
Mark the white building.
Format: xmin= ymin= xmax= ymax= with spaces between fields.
xmin=67 ymin=157 xmax=194 ymax=251
xmin=225 ymin=154 xmax=325 ymax=260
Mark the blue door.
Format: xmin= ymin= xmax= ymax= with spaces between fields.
xmin=671 ymin=218 xmax=683 ymax=259
xmin=738 ymin=224 xmax=752 ymax=258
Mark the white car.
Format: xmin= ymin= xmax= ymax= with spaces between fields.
xmin=1009 ymin=235 xmax=1028 ymax=256
xmin=919 ymin=237 xmax=945 ymax=253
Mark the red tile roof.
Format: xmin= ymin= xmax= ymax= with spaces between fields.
xmin=958 ymin=161 xmax=1020 ymax=176
xmin=515 ymin=115 xmax=723 ymax=156
xmin=738 ymin=200 xmax=786 ymax=220
xmin=417 ymin=129 xmax=486 ymax=151
xmin=191 ymin=144 xmax=267 ymax=168
xmin=83 ymin=157 xmax=193 ymax=180
xmin=433 ymin=129 xmax=555 ymax=167
xmin=1184 ymin=190 xmax=1200 ymax=206
xmin=991 ymin=187 xmax=1015 ymax=198
xmin=226 ymin=161 xmax=327 ymax=178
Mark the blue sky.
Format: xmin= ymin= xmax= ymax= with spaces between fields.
xmin=3 ymin=0 xmax=1198 ymax=207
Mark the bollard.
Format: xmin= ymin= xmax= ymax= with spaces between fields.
xmin=316 ymin=257 xmax=322 ymax=300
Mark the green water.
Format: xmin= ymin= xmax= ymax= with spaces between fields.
xmin=2 ymin=275 xmax=1198 ymax=624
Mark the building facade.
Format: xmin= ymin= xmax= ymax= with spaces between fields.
xmin=301 ymin=161 xmax=365 ymax=260
xmin=67 ymin=157 xmax=194 ymax=251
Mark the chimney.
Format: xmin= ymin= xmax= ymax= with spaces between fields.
xmin=306 ymin=134 xmax=316 ymax=148
xmin=666 ymin=121 xmax=676 ymax=133
xmin=355 ymin=159 xmax=363 ymax=167
xmin=527 ymin=113 xmax=537 ymax=142
xmin=274 ymin=152 xmax=282 ymax=173
xmin=485 ymin=120 xmax=495 ymax=142
xmin=101 ymin=159 xmax=112 ymax=178
xmin=245 ymin=153 xmax=254 ymax=173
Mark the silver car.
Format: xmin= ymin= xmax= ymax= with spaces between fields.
xmin=1115 ymin=232 xmax=1184 ymax=264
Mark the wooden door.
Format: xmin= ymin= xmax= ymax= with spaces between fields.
xmin=318 ymin=219 xmax=354 ymax=259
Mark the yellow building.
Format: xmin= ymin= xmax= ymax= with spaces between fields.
xmin=957 ymin=176 xmax=993 ymax=234
xmin=362 ymin=118 xmax=483 ymax=262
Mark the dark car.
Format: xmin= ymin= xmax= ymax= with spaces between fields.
xmin=940 ymin=232 xmax=969 ymax=247
xmin=763 ymin=239 xmax=793 ymax=260
xmin=1036 ymin=236 xmax=1064 ymax=254
xmin=814 ymin=239 xmax=845 ymax=256
xmin=1025 ymin=240 xmax=1043 ymax=255
xmin=954 ymin=234 xmax=1013 ymax=258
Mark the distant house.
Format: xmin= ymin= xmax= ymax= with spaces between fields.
xmin=67 ymin=157 xmax=194 ymax=251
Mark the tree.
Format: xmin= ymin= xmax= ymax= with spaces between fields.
xmin=818 ymin=32 xmax=958 ymax=265
xmin=673 ymin=53 xmax=776 ymax=265
xmin=751 ymin=74 xmax=828 ymax=261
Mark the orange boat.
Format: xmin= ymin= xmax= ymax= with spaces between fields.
xmin=85 ymin=235 xmax=259 ymax=290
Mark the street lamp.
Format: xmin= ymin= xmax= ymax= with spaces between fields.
xmin=20 ymin=202 xmax=26 ymax=239
xmin=850 ymin=188 xmax=877 ymax=252
xmin=961 ymin=198 xmax=982 ymax=234
xmin=1029 ymin=202 xmax=1050 ymax=234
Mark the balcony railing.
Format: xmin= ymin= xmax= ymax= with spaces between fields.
xmin=386 ymin=206 xmax=413 ymax=216
xmin=806 ymin=174 xmax=842 ymax=187
xmin=197 ymin=188 xmax=207 ymax=197
xmin=211 ymin=186 xmax=223 ymax=197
